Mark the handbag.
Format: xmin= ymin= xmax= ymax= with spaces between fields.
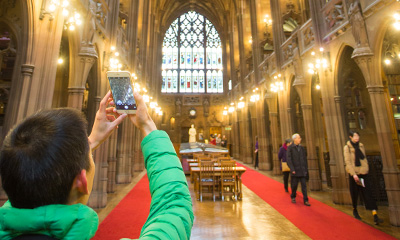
xmin=281 ymin=161 xmax=290 ymax=172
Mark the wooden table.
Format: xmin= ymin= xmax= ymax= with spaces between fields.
xmin=190 ymin=167 xmax=246 ymax=200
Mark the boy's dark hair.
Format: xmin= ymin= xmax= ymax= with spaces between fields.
xmin=0 ymin=108 xmax=90 ymax=209
xmin=349 ymin=130 xmax=360 ymax=137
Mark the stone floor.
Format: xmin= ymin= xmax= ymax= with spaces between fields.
xmin=97 ymin=163 xmax=400 ymax=239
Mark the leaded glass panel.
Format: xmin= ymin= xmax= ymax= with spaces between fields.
xmin=161 ymin=11 xmax=223 ymax=93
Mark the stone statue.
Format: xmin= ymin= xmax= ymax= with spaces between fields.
xmin=188 ymin=124 xmax=197 ymax=143
xmin=175 ymin=97 xmax=182 ymax=116
xmin=348 ymin=0 xmax=369 ymax=48
xmin=203 ymin=98 xmax=209 ymax=117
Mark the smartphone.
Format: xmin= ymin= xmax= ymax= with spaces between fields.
xmin=106 ymin=71 xmax=137 ymax=114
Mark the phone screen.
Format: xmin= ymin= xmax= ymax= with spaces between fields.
xmin=108 ymin=76 xmax=137 ymax=111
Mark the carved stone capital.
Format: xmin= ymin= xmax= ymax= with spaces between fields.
xmin=301 ymin=104 xmax=312 ymax=110
xmin=334 ymin=96 xmax=341 ymax=103
xmin=21 ymin=64 xmax=35 ymax=76
xmin=68 ymin=87 xmax=85 ymax=94
xmin=79 ymin=45 xmax=98 ymax=59
xmin=367 ymin=85 xmax=384 ymax=94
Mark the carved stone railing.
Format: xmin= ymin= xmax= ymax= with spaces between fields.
xmin=280 ymin=32 xmax=298 ymax=67
xmin=298 ymin=19 xmax=315 ymax=55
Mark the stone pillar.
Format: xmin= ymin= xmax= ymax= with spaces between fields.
xmin=116 ymin=121 xmax=132 ymax=183
xmin=329 ymin=95 xmax=352 ymax=204
xmin=107 ymin=130 xmax=118 ymax=193
xmin=67 ymin=48 xmax=98 ymax=110
xmin=249 ymin=0 xmax=261 ymax=82
xmin=88 ymin=139 xmax=109 ymax=208
xmin=267 ymin=94 xmax=282 ymax=175
xmin=301 ymin=104 xmax=322 ymax=190
xmin=239 ymin=106 xmax=253 ymax=164
xmin=232 ymin=109 xmax=240 ymax=159
xmin=256 ymin=99 xmax=270 ymax=170
xmin=353 ymin=54 xmax=400 ymax=226
xmin=236 ymin=13 xmax=247 ymax=81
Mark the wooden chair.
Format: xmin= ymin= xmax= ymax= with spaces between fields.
xmin=220 ymin=160 xmax=237 ymax=201
xmin=193 ymin=153 xmax=206 ymax=161
xmin=198 ymin=157 xmax=212 ymax=162
xmin=199 ymin=161 xmax=218 ymax=201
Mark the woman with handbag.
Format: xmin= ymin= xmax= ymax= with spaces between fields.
xmin=344 ymin=131 xmax=383 ymax=225
xmin=278 ymin=139 xmax=292 ymax=192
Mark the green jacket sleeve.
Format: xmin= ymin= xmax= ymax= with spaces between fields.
xmin=139 ymin=130 xmax=194 ymax=240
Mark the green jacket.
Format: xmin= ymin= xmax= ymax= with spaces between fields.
xmin=0 ymin=201 xmax=98 ymax=239
xmin=137 ymin=130 xmax=194 ymax=239
xmin=0 ymin=130 xmax=193 ymax=240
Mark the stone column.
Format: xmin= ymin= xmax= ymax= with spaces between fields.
xmin=107 ymin=130 xmax=118 ymax=193
xmin=116 ymin=121 xmax=132 ymax=183
xmin=232 ymin=109 xmax=240 ymax=159
xmin=239 ymin=105 xmax=253 ymax=164
xmin=267 ymin=94 xmax=282 ymax=175
xmin=256 ymin=99 xmax=271 ymax=170
xmin=249 ymin=0 xmax=261 ymax=82
xmin=301 ymin=104 xmax=322 ymax=190
xmin=67 ymin=47 xmax=98 ymax=110
xmin=353 ymin=54 xmax=400 ymax=226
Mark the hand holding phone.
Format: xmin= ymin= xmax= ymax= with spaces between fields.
xmin=107 ymin=71 xmax=137 ymax=114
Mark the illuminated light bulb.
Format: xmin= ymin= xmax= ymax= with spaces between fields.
xmin=62 ymin=0 xmax=69 ymax=7
xmin=278 ymin=74 xmax=281 ymax=77
xmin=253 ymin=89 xmax=256 ymax=92
xmin=150 ymin=102 xmax=157 ymax=108
xmin=316 ymin=59 xmax=321 ymax=64
xmin=62 ymin=9 xmax=69 ymax=16
xmin=49 ymin=4 xmax=56 ymax=12
xmin=143 ymin=95 xmax=150 ymax=103
xmin=265 ymin=14 xmax=269 ymax=18
xmin=143 ymin=88 xmax=148 ymax=92
xmin=229 ymin=107 xmax=235 ymax=113
xmin=308 ymin=69 xmax=315 ymax=74
xmin=249 ymin=39 xmax=253 ymax=44
xmin=118 ymin=64 xmax=122 ymax=68
xmin=69 ymin=25 xmax=75 ymax=31
xmin=131 ymin=73 xmax=136 ymax=77
xmin=75 ymin=13 xmax=80 ymax=19
xmin=385 ymin=59 xmax=391 ymax=65
xmin=274 ymin=76 xmax=278 ymax=79
xmin=391 ymin=98 xmax=394 ymax=101
xmin=394 ymin=21 xmax=400 ymax=30
xmin=76 ymin=20 xmax=82 ymax=25
xmin=224 ymin=107 xmax=228 ymax=109
xmin=223 ymin=110 xmax=228 ymax=115
xmin=256 ymin=88 xmax=258 ymax=90
xmin=158 ymin=111 xmax=163 ymax=116
xmin=308 ymin=63 xmax=314 ymax=69
xmin=394 ymin=13 xmax=400 ymax=21
xmin=58 ymin=58 xmax=63 ymax=64
xmin=316 ymin=64 xmax=320 ymax=68
xmin=316 ymin=84 xmax=321 ymax=90
xmin=134 ymin=76 xmax=138 ymax=80
xmin=230 ymin=102 xmax=234 ymax=106
xmin=111 ymin=46 xmax=116 ymax=51
xmin=68 ymin=17 xmax=75 ymax=23
xmin=320 ymin=47 xmax=324 ymax=52
xmin=323 ymin=63 xmax=328 ymax=68
xmin=115 ymin=52 xmax=120 ymax=57
xmin=311 ymin=51 xmax=315 ymax=56
xmin=398 ymin=53 xmax=400 ymax=58
xmin=322 ymin=59 xmax=328 ymax=64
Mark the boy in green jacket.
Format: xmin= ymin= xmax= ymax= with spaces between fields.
xmin=0 ymin=91 xmax=193 ymax=239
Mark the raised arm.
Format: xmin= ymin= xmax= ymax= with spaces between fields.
xmin=128 ymin=92 xmax=193 ymax=240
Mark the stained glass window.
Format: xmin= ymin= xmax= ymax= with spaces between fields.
xmin=162 ymin=11 xmax=223 ymax=93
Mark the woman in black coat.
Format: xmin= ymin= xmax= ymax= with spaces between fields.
xmin=278 ymin=139 xmax=292 ymax=192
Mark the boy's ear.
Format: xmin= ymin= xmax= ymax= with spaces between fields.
xmin=73 ymin=170 xmax=89 ymax=194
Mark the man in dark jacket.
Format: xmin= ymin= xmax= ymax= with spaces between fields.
xmin=287 ymin=133 xmax=310 ymax=206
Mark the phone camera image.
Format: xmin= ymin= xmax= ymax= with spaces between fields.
xmin=109 ymin=77 xmax=137 ymax=111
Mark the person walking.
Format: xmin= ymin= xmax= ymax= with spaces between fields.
xmin=344 ymin=131 xmax=384 ymax=225
xmin=287 ymin=134 xmax=310 ymax=206
xmin=278 ymin=139 xmax=292 ymax=192
xmin=254 ymin=136 xmax=259 ymax=169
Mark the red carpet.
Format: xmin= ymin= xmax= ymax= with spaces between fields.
xmin=93 ymin=175 xmax=151 ymax=240
xmin=238 ymin=163 xmax=396 ymax=240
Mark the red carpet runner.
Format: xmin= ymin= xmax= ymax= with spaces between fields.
xmin=238 ymin=163 xmax=396 ymax=240
xmin=93 ymin=175 xmax=151 ymax=240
